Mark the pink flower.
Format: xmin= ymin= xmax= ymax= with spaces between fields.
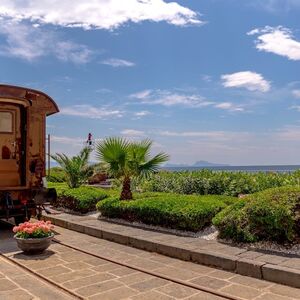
xmin=12 ymin=220 xmax=54 ymax=237
xmin=13 ymin=226 xmax=19 ymax=233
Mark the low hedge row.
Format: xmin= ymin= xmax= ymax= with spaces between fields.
xmin=48 ymin=183 xmax=108 ymax=213
xmin=47 ymin=167 xmax=66 ymax=183
xmin=213 ymin=186 xmax=300 ymax=243
xmin=97 ymin=193 xmax=236 ymax=231
xmin=134 ymin=170 xmax=300 ymax=197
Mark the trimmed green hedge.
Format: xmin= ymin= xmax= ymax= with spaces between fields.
xmin=47 ymin=167 xmax=66 ymax=183
xmin=213 ymin=186 xmax=300 ymax=243
xmin=134 ymin=170 xmax=300 ymax=197
xmin=48 ymin=183 xmax=108 ymax=213
xmin=97 ymin=193 xmax=236 ymax=231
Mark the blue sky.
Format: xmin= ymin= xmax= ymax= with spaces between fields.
xmin=1 ymin=0 xmax=300 ymax=165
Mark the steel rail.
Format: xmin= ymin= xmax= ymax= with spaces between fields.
xmin=0 ymin=225 xmax=243 ymax=300
xmin=53 ymin=239 xmax=243 ymax=300
xmin=0 ymin=251 xmax=83 ymax=300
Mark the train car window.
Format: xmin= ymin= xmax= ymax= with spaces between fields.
xmin=0 ymin=111 xmax=13 ymax=133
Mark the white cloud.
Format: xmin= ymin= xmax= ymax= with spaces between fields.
xmin=101 ymin=58 xmax=135 ymax=67
xmin=130 ymin=89 xmax=214 ymax=107
xmin=60 ymin=105 xmax=123 ymax=119
xmin=292 ymin=90 xmax=300 ymax=98
xmin=221 ymin=71 xmax=271 ymax=92
xmin=248 ymin=26 xmax=300 ymax=61
xmin=158 ymin=130 xmax=245 ymax=141
xmin=134 ymin=111 xmax=151 ymax=117
xmin=250 ymin=0 xmax=300 ymax=13
xmin=201 ymin=75 xmax=212 ymax=82
xmin=121 ymin=129 xmax=145 ymax=137
xmin=131 ymin=90 xmax=152 ymax=99
xmin=54 ymin=41 xmax=93 ymax=64
xmin=130 ymin=89 xmax=245 ymax=113
xmin=0 ymin=0 xmax=202 ymax=30
xmin=51 ymin=135 xmax=85 ymax=146
xmin=290 ymin=105 xmax=300 ymax=112
xmin=214 ymin=102 xmax=244 ymax=112
xmin=0 ymin=20 xmax=93 ymax=62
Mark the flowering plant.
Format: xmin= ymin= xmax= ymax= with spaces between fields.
xmin=13 ymin=221 xmax=54 ymax=239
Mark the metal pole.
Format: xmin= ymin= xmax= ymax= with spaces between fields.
xmin=47 ymin=134 xmax=50 ymax=177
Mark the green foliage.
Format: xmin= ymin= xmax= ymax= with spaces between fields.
xmin=46 ymin=167 xmax=66 ymax=183
xmin=135 ymin=170 xmax=300 ymax=196
xmin=51 ymin=147 xmax=94 ymax=188
xmin=48 ymin=182 xmax=108 ymax=213
xmin=97 ymin=193 xmax=236 ymax=231
xmin=96 ymin=138 xmax=169 ymax=179
xmin=96 ymin=137 xmax=169 ymax=199
xmin=213 ymin=186 xmax=300 ymax=243
xmin=90 ymin=162 xmax=110 ymax=174
xmin=15 ymin=229 xmax=52 ymax=239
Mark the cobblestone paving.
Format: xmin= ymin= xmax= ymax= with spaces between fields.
xmin=1 ymin=221 xmax=300 ymax=300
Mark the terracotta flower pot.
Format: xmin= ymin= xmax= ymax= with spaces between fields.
xmin=14 ymin=233 xmax=54 ymax=254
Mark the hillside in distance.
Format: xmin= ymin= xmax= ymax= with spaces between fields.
xmin=165 ymin=161 xmax=229 ymax=168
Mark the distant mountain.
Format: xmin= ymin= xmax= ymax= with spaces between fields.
xmin=193 ymin=160 xmax=229 ymax=167
xmin=164 ymin=161 xmax=229 ymax=168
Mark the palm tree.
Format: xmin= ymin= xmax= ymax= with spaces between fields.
xmin=51 ymin=147 xmax=93 ymax=188
xmin=96 ymin=137 xmax=169 ymax=200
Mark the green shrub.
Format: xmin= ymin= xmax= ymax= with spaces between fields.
xmin=47 ymin=167 xmax=66 ymax=183
xmin=51 ymin=147 xmax=93 ymax=188
xmin=134 ymin=170 xmax=300 ymax=196
xmin=213 ymin=186 xmax=300 ymax=243
xmin=97 ymin=193 xmax=236 ymax=231
xmin=48 ymin=183 xmax=108 ymax=213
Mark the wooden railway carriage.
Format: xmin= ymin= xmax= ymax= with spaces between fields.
xmin=0 ymin=84 xmax=59 ymax=224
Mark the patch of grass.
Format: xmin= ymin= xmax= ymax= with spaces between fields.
xmin=213 ymin=186 xmax=300 ymax=243
xmin=48 ymin=182 xmax=108 ymax=213
xmin=97 ymin=193 xmax=236 ymax=231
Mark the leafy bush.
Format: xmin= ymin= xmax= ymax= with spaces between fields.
xmin=134 ymin=170 xmax=300 ymax=196
xmin=51 ymin=147 xmax=93 ymax=188
xmin=213 ymin=186 xmax=300 ymax=243
xmin=97 ymin=193 xmax=236 ymax=231
xmin=47 ymin=167 xmax=66 ymax=183
xmin=48 ymin=183 xmax=108 ymax=213
xmin=96 ymin=137 xmax=169 ymax=200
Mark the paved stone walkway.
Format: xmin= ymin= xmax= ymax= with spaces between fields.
xmin=43 ymin=212 xmax=300 ymax=288
xmin=0 ymin=256 xmax=74 ymax=300
xmin=1 ymin=221 xmax=300 ymax=299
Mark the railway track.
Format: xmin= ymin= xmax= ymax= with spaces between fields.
xmin=0 ymin=250 xmax=83 ymax=299
xmin=0 ymin=236 xmax=243 ymax=300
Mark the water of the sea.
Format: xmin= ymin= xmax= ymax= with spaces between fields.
xmin=162 ymin=165 xmax=300 ymax=173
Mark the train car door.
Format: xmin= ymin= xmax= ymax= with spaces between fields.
xmin=0 ymin=103 xmax=24 ymax=187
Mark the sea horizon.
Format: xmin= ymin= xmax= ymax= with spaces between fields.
xmin=162 ymin=165 xmax=300 ymax=173
xmin=49 ymin=161 xmax=300 ymax=173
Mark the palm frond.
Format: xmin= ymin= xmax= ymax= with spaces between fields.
xmin=95 ymin=137 xmax=130 ymax=177
xmin=51 ymin=147 xmax=92 ymax=188
xmin=138 ymin=152 xmax=170 ymax=178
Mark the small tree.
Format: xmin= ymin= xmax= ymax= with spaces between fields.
xmin=51 ymin=147 xmax=93 ymax=188
xmin=96 ymin=137 xmax=169 ymax=200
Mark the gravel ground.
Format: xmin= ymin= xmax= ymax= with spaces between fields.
xmin=98 ymin=215 xmax=300 ymax=256
xmin=233 ymin=240 xmax=300 ymax=256
xmin=48 ymin=207 xmax=300 ymax=256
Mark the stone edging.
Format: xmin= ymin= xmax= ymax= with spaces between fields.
xmin=43 ymin=215 xmax=300 ymax=289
